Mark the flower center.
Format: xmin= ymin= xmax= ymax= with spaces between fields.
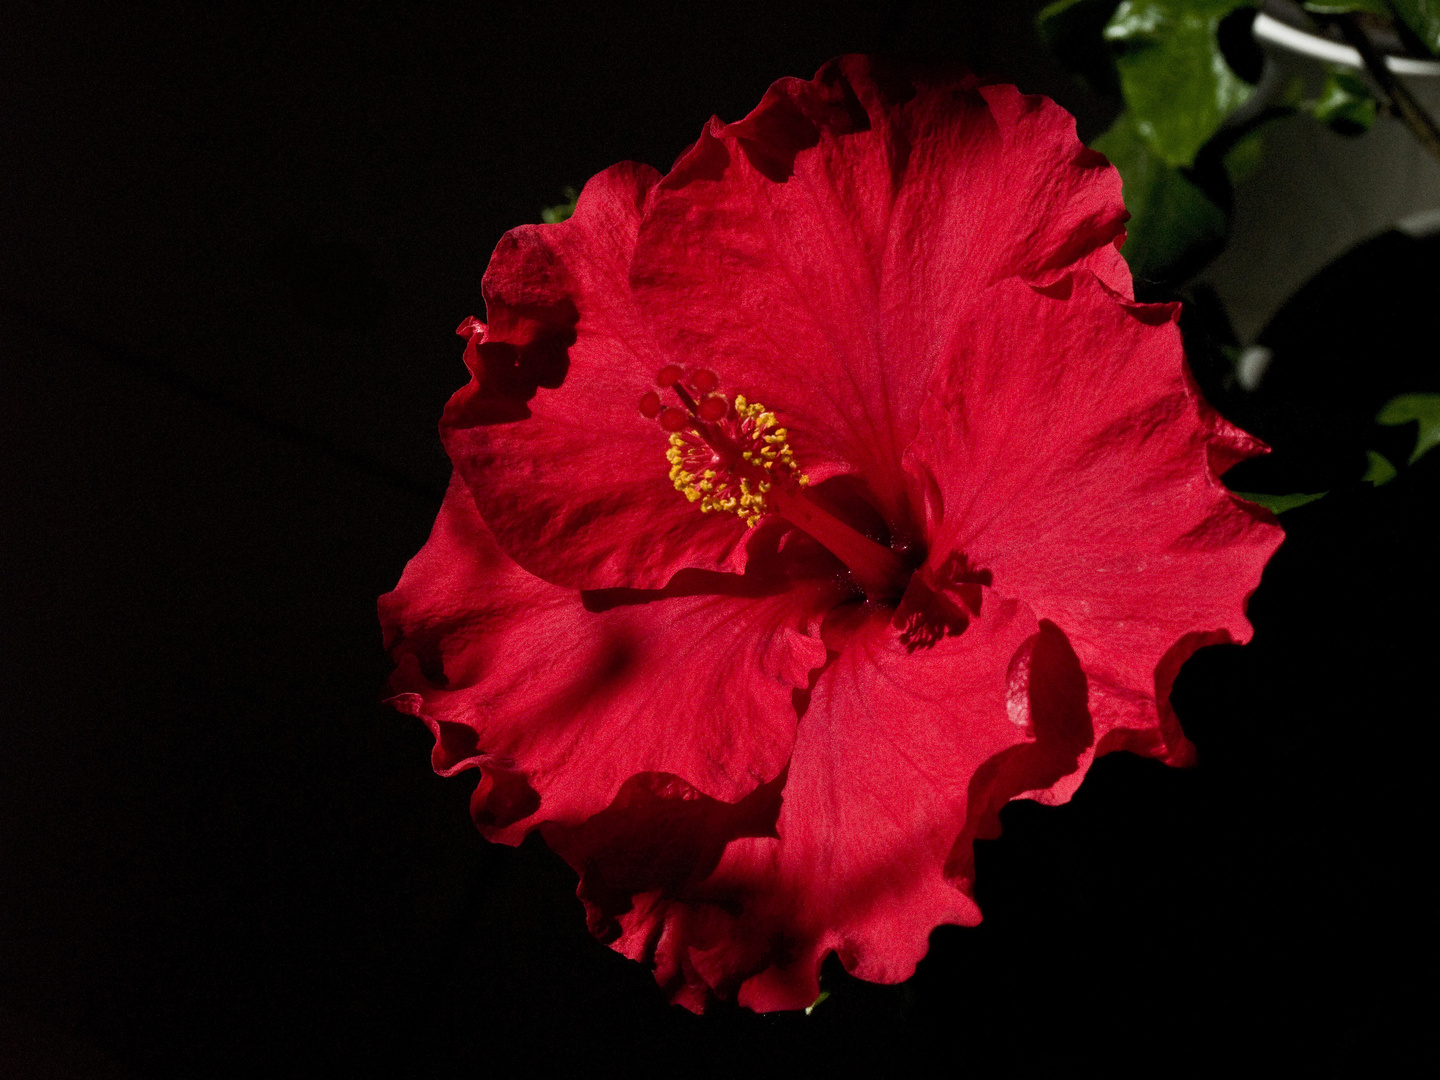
xmin=668 ymin=395 xmax=805 ymax=526
xmin=640 ymin=367 xmax=910 ymax=602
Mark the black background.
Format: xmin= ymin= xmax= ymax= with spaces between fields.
xmin=1 ymin=2 xmax=1431 ymax=1077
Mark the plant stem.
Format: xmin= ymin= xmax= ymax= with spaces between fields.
xmin=1336 ymin=14 xmax=1440 ymax=167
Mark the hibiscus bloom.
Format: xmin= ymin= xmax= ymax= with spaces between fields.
xmin=380 ymin=55 xmax=1282 ymax=1012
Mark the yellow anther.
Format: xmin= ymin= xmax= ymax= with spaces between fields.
xmin=658 ymin=392 xmax=804 ymax=529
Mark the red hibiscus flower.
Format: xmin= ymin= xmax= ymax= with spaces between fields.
xmin=380 ymin=55 xmax=1282 ymax=1012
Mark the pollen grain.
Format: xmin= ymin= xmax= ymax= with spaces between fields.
xmin=665 ymin=395 xmax=808 ymax=528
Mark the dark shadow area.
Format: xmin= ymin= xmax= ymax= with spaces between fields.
xmin=260 ymin=232 xmax=390 ymax=332
xmin=1192 ymin=228 xmax=1440 ymax=493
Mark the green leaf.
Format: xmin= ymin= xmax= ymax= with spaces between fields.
xmin=1222 ymin=128 xmax=1266 ymax=185
xmin=1277 ymin=73 xmax=1311 ymax=109
xmin=1311 ymin=66 xmax=1379 ymax=133
xmin=1232 ymin=490 xmax=1329 ymax=512
xmin=1303 ymin=1 xmax=1389 ymax=14
xmin=541 ymin=185 xmax=579 ymax=224
xmin=1377 ymin=392 xmax=1440 ymax=462
xmin=1093 ymin=111 xmax=1228 ymax=281
xmin=1104 ymin=0 xmax=1256 ymax=167
xmin=1389 ymin=0 xmax=1440 ymax=56
xmin=1038 ymin=0 xmax=1125 ymax=94
xmin=1362 ymin=450 xmax=1398 ymax=484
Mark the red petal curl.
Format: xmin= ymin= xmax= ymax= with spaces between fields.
xmin=632 ymin=56 xmax=1129 ymax=537
xmin=905 ymin=273 xmax=1283 ymax=775
xmin=442 ymin=162 xmax=758 ymax=590
xmin=379 ymin=475 xmax=838 ymax=840
xmin=550 ymin=591 xmax=1097 ymax=1012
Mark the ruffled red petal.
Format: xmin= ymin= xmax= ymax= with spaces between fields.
xmin=632 ymin=56 xmax=1128 ymax=534
xmin=442 ymin=162 xmax=758 ymax=590
xmin=548 ymin=592 xmax=1103 ymax=1011
xmin=905 ymin=273 xmax=1283 ymax=771
xmin=379 ymin=475 xmax=838 ymax=839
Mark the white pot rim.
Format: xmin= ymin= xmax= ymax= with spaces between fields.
xmin=1253 ymin=12 xmax=1440 ymax=76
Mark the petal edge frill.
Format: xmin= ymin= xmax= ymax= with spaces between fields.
xmin=442 ymin=162 xmax=756 ymax=591
xmin=559 ymin=591 xmax=1097 ymax=1012
xmin=379 ymin=475 xmax=836 ymax=839
xmin=905 ymin=273 xmax=1283 ymax=770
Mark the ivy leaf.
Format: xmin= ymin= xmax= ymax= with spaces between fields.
xmin=1389 ymin=1 xmax=1440 ymax=56
xmin=1093 ymin=110 xmax=1228 ymax=281
xmin=1104 ymin=0 xmax=1256 ymax=167
xmin=1037 ymin=0 xmax=1124 ymax=94
xmin=1362 ymin=450 xmax=1398 ymax=484
xmin=541 ymin=186 xmax=579 ymax=224
xmin=1232 ymin=490 xmax=1329 ymax=512
xmin=1377 ymin=392 xmax=1440 ymax=462
xmin=1311 ymin=66 xmax=1379 ymax=133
